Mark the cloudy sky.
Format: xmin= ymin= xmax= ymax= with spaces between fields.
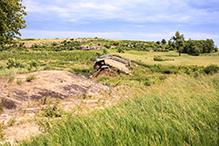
xmin=21 ymin=0 xmax=219 ymax=46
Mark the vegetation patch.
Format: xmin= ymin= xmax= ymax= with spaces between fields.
xmin=153 ymin=55 xmax=175 ymax=61
xmin=20 ymin=74 xmax=219 ymax=146
xmin=26 ymin=74 xmax=37 ymax=82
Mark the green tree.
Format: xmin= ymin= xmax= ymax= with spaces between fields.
xmin=156 ymin=41 xmax=160 ymax=45
xmin=104 ymin=43 xmax=111 ymax=49
xmin=172 ymin=31 xmax=185 ymax=56
xmin=0 ymin=0 xmax=27 ymax=45
xmin=161 ymin=39 xmax=166 ymax=45
xmin=214 ymin=46 xmax=218 ymax=52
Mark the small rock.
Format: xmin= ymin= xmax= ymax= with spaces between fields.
xmin=1 ymin=114 xmax=9 ymax=118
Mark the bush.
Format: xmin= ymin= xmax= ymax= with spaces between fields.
xmin=117 ymin=47 xmax=124 ymax=53
xmin=44 ymin=64 xmax=52 ymax=70
xmin=17 ymin=78 xmax=23 ymax=85
xmin=8 ymin=76 xmax=15 ymax=84
xmin=6 ymin=58 xmax=25 ymax=69
xmin=38 ymin=102 xmax=63 ymax=118
xmin=6 ymin=58 xmax=16 ymax=69
xmin=26 ymin=74 xmax=37 ymax=82
xmin=154 ymin=56 xmax=164 ymax=61
xmin=0 ymin=124 xmax=5 ymax=141
xmin=204 ymin=64 xmax=219 ymax=74
xmin=153 ymin=56 xmax=174 ymax=61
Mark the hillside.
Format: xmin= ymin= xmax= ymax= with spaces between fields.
xmin=0 ymin=38 xmax=218 ymax=145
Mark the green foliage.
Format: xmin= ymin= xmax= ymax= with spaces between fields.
xmin=153 ymin=55 xmax=164 ymax=61
xmin=16 ymin=78 xmax=23 ymax=85
xmin=117 ymin=47 xmax=124 ymax=53
xmin=156 ymin=41 xmax=160 ymax=45
xmin=20 ymin=74 xmax=219 ymax=146
xmin=203 ymin=64 xmax=219 ymax=75
xmin=8 ymin=118 xmax=16 ymax=126
xmin=26 ymin=74 xmax=37 ymax=82
xmin=0 ymin=124 xmax=5 ymax=141
xmin=8 ymin=76 xmax=15 ymax=83
xmin=161 ymin=39 xmax=166 ymax=45
xmin=0 ymin=105 xmax=3 ymax=113
xmin=44 ymin=64 xmax=52 ymax=70
xmin=6 ymin=58 xmax=25 ymax=69
xmin=38 ymin=101 xmax=63 ymax=118
xmin=183 ymin=39 xmax=217 ymax=55
xmin=71 ymin=67 xmax=93 ymax=76
xmin=132 ymin=59 xmax=218 ymax=76
xmin=42 ymin=97 xmax=47 ymax=105
xmin=171 ymin=31 xmax=185 ymax=56
xmin=104 ymin=43 xmax=111 ymax=49
xmin=0 ymin=51 xmax=97 ymax=76
xmin=153 ymin=56 xmax=174 ymax=61
xmin=0 ymin=0 xmax=27 ymax=44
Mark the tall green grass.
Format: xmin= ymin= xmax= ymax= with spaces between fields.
xmin=19 ymin=73 xmax=219 ymax=146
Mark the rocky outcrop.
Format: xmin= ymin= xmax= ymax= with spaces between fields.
xmin=0 ymin=71 xmax=109 ymax=109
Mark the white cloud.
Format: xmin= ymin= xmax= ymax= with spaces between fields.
xmin=22 ymin=0 xmax=219 ymax=24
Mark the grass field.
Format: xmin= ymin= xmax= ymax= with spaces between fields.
xmin=19 ymin=73 xmax=219 ymax=146
xmin=112 ymin=50 xmax=219 ymax=66
xmin=1 ymin=38 xmax=219 ymax=145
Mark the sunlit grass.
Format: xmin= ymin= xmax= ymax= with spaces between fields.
xmin=20 ymin=73 xmax=219 ymax=146
xmin=112 ymin=50 xmax=219 ymax=66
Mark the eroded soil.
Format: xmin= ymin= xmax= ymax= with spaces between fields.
xmin=0 ymin=70 xmax=109 ymax=109
xmin=0 ymin=70 xmax=117 ymax=144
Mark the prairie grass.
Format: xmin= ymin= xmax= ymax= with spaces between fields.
xmin=0 ymin=51 xmax=96 ymax=76
xmin=112 ymin=50 xmax=219 ymax=66
xmin=20 ymin=73 xmax=219 ymax=146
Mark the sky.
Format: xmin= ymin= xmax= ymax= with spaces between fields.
xmin=21 ymin=0 xmax=219 ymax=46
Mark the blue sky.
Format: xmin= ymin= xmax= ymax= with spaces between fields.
xmin=21 ymin=0 xmax=219 ymax=46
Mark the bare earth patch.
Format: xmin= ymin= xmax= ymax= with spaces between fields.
xmin=0 ymin=70 xmax=118 ymax=144
xmin=0 ymin=70 xmax=109 ymax=109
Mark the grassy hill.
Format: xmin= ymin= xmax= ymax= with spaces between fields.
xmin=0 ymin=38 xmax=218 ymax=145
xmin=20 ymin=73 xmax=219 ymax=146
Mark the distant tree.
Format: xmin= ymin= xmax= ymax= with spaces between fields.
xmin=205 ymin=39 xmax=215 ymax=53
xmin=172 ymin=31 xmax=185 ymax=56
xmin=183 ymin=39 xmax=217 ymax=55
xmin=214 ymin=46 xmax=218 ymax=52
xmin=117 ymin=46 xmax=124 ymax=53
xmin=161 ymin=39 xmax=166 ymax=45
xmin=0 ymin=0 xmax=27 ymax=45
xmin=156 ymin=41 xmax=160 ymax=45
xmin=104 ymin=43 xmax=111 ymax=49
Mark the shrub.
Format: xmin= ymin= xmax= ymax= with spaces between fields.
xmin=0 ymin=124 xmax=5 ymax=141
xmin=154 ymin=56 xmax=164 ymax=61
xmin=6 ymin=58 xmax=25 ymax=69
xmin=204 ymin=64 xmax=219 ymax=75
xmin=6 ymin=58 xmax=16 ymax=69
xmin=117 ymin=47 xmax=124 ymax=53
xmin=44 ymin=64 xmax=52 ymax=70
xmin=8 ymin=118 xmax=16 ymax=126
xmin=26 ymin=74 xmax=37 ymax=82
xmin=17 ymin=78 xmax=23 ymax=85
xmin=29 ymin=61 xmax=39 ymax=68
xmin=153 ymin=56 xmax=174 ymax=61
xmin=0 ymin=64 xmax=4 ymax=69
xmin=38 ymin=102 xmax=63 ymax=118
xmin=8 ymin=76 xmax=15 ymax=84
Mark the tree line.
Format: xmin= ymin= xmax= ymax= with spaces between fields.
xmin=168 ymin=31 xmax=218 ymax=56
xmin=0 ymin=1 xmax=218 ymax=56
